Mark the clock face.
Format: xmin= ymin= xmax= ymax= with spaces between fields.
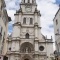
xmin=25 ymin=6 xmax=32 ymax=12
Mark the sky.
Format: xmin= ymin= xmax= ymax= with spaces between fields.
xmin=5 ymin=0 xmax=60 ymax=50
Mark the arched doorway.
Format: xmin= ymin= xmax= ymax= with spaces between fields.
xmin=24 ymin=58 xmax=29 ymax=60
xmin=21 ymin=55 xmax=33 ymax=60
xmin=20 ymin=42 xmax=34 ymax=53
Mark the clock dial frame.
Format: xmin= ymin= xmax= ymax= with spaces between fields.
xmin=25 ymin=5 xmax=32 ymax=12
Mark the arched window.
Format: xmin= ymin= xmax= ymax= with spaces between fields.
xmin=28 ymin=0 xmax=30 ymax=3
xmin=25 ymin=33 xmax=29 ymax=39
xmin=30 ymin=18 xmax=33 ymax=24
xmin=23 ymin=18 xmax=26 ymax=24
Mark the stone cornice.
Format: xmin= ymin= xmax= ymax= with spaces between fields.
xmin=21 ymin=25 xmax=34 ymax=28
xmin=53 ymin=7 xmax=60 ymax=21
xmin=6 ymin=51 xmax=20 ymax=55
xmin=20 ymin=3 xmax=37 ymax=6
xmin=7 ymin=37 xmax=21 ymax=42
xmin=14 ymin=13 xmax=19 ymax=15
xmin=13 ymin=22 xmax=21 ymax=26
xmin=34 ymin=51 xmax=47 ymax=56
xmin=39 ymin=42 xmax=54 ymax=43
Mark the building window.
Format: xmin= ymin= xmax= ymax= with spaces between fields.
xmin=0 ymin=26 xmax=2 ymax=40
xmin=2 ymin=32 xmax=5 ymax=46
xmin=56 ymin=19 xmax=58 ymax=25
xmin=0 ymin=57 xmax=1 ymax=59
xmin=57 ymin=29 xmax=59 ymax=33
xmin=39 ymin=46 xmax=44 ymax=51
xmin=9 ymin=47 xmax=11 ymax=50
xmin=24 ymin=0 xmax=25 ymax=3
xmin=30 ymin=18 xmax=33 ymax=24
xmin=32 ymin=0 xmax=34 ymax=3
xmin=25 ymin=33 xmax=29 ymax=39
xmin=28 ymin=0 xmax=30 ymax=3
xmin=3 ymin=56 xmax=8 ymax=60
xmin=0 ymin=26 xmax=2 ymax=34
xmin=23 ymin=18 xmax=26 ymax=24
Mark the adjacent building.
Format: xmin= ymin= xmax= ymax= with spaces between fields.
xmin=6 ymin=0 xmax=54 ymax=60
xmin=53 ymin=5 xmax=60 ymax=60
xmin=0 ymin=0 xmax=11 ymax=60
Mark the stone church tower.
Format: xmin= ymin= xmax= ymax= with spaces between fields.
xmin=7 ymin=0 xmax=53 ymax=60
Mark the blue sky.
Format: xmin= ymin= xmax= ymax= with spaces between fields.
xmin=56 ymin=0 xmax=60 ymax=4
xmin=5 ymin=0 xmax=60 ymax=41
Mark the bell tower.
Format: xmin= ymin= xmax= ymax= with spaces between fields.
xmin=7 ymin=0 xmax=53 ymax=60
xmin=19 ymin=0 xmax=37 ymax=13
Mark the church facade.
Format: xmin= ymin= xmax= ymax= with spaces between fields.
xmin=6 ymin=0 xmax=53 ymax=60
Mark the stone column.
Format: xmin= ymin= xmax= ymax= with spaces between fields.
xmin=34 ymin=13 xmax=38 ymax=23
xmin=34 ymin=10 xmax=39 ymax=60
xmin=19 ymin=13 xmax=22 ymax=22
xmin=35 ymin=26 xmax=38 ymax=39
xmin=34 ymin=12 xmax=38 ymax=39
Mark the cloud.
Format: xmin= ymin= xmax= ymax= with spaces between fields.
xmin=36 ymin=0 xmax=59 ymax=50
xmin=5 ymin=0 xmax=59 ymax=37
xmin=36 ymin=0 xmax=59 ymax=39
xmin=7 ymin=10 xmax=16 ymax=21
xmin=5 ymin=0 xmax=20 ymax=10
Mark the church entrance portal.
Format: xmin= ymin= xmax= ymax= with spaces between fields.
xmin=24 ymin=59 xmax=29 ymax=60
xmin=20 ymin=42 xmax=34 ymax=53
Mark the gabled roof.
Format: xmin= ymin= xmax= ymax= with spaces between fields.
xmin=53 ymin=6 xmax=60 ymax=21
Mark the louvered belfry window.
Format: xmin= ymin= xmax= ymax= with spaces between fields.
xmin=23 ymin=18 xmax=26 ymax=24
xmin=30 ymin=18 xmax=33 ymax=24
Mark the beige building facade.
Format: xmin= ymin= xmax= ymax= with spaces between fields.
xmin=7 ymin=0 xmax=53 ymax=60
xmin=53 ymin=5 xmax=60 ymax=60
xmin=0 ymin=0 xmax=11 ymax=60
